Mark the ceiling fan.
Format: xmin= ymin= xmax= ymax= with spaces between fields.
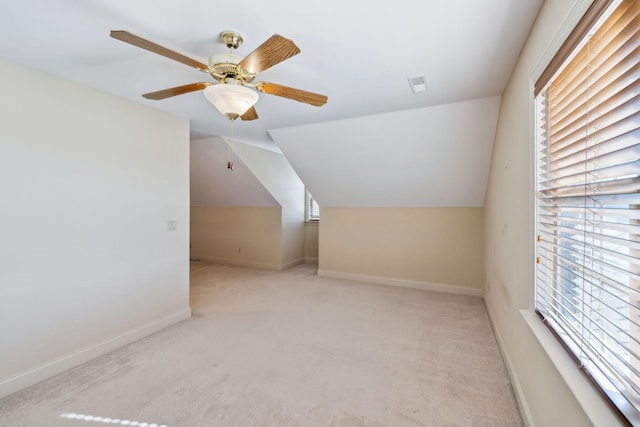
xmin=110 ymin=30 xmax=328 ymax=121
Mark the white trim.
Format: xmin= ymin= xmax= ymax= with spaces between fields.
xmin=531 ymin=0 xmax=593 ymax=83
xmin=305 ymin=256 xmax=319 ymax=264
xmin=194 ymin=255 xmax=304 ymax=271
xmin=485 ymin=301 xmax=536 ymax=427
xmin=317 ymin=269 xmax=483 ymax=297
xmin=520 ymin=309 xmax=624 ymax=427
xmin=282 ymin=258 xmax=305 ymax=270
xmin=0 ymin=308 xmax=191 ymax=399
xmin=195 ymin=255 xmax=283 ymax=271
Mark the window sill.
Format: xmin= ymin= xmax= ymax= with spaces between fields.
xmin=520 ymin=309 xmax=624 ymax=426
xmin=304 ymin=220 xmax=319 ymax=225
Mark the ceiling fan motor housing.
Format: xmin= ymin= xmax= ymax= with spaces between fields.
xmin=208 ymin=53 xmax=255 ymax=83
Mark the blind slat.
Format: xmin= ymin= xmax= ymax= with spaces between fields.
xmin=536 ymin=255 xmax=640 ymax=317
xmin=539 ymin=215 xmax=640 ymax=238
xmin=550 ymin=71 xmax=640 ymax=140
xmin=540 ymin=242 xmax=640 ymax=300
xmin=535 ymin=282 xmax=640 ymax=377
xmin=541 ymin=159 xmax=640 ymax=189
xmin=546 ymin=132 xmax=640 ymax=172
xmin=540 ymin=205 xmax=640 ymax=220
xmin=539 ymin=175 xmax=640 ymax=198
xmin=550 ymin=21 xmax=640 ymax=111
xmin=547 ymin=108 xmax=640 ymax=156
xmin=538 ymin=228 xmax=640 ymax=274
xmin=543 ymin=191 xmax=640 ymax=207
xmin=544 ymin=123 xmax=640 ymax=166
xmin=550 ymin=4 xmax=640 ymax=104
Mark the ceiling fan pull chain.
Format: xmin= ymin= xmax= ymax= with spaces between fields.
xmin=227 ymin=119 xmax=235 ymax=171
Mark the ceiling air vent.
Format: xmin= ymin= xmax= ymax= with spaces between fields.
xmin=408 ymin=75 xmax=427 ymax=93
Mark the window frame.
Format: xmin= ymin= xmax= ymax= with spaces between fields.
xmin=305 ymin=189 xmax=319 ymax=222
xmin=533 ymin=0 xmax=640 ymax=424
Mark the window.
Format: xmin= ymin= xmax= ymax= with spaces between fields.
xmin=306 ymin=189 xmax=320 ymax=221
xmin=534 ymin=0 xmax=640 ymax=424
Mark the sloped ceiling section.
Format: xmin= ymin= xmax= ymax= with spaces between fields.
xmin=270 ymin=97 xmax=501 ymax=208
xmin=229 ymin=140 xmax=304 ymax=209
xmin=191 ymin=137 xmax=278 ymax=207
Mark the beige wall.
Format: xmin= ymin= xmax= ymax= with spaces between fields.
xmin=304 ymin=221 xmax=319 ymax=263
xmin=190 ymin=206 xmax=283 ymax=269
xmin=484 ymin=0 xmax=623 ymax=425
xmin=0 ymin=60 xmax=190 ymax=398
xmin=318 ymin=207 xmax=483 ymax=294
xmin=229 ymin=141 xmax=305 ymax=268
xmin=281 ymin=208 xmax=305 ymax=268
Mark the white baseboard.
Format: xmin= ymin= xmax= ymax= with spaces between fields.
xmin=194 ymin=255 xmax=305 ymax=271
xmin=195 ymin=255 xmax=283 ymax=271
xmin=484 ymin=300 xmax=535 ymax=427
xmin=317 ymin=269 xmax=483 ymax=297
xmin=305 ymin=256 xmax=319 ymax=264
xmin=282 ymin=258 xmax=305 ymax=270
xmin=0 ymin=308 xmax=191 ymax=399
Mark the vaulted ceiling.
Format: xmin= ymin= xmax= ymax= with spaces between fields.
xmin=0 ymin=0 xmax=543 ymax=207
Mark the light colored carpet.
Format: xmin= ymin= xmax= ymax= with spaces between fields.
xmin=0 ymin=262 xmax=522 ymax=426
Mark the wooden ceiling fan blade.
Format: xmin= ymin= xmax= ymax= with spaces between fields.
xmin=241 ymin=106 xmax=259 ymax=121
xmin=256 ymin=82 xmax=327 ymax=107
xmin=110 ymin=30 xmax=210 ymax=72
xmin=142 ymin=82 xmax=212 ymax=100
xmin=238 ymin=35 xmax=301 ymax=74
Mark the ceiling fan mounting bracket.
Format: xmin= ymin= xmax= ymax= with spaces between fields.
xmin=219 ymin=31 xmax=244 ymax=50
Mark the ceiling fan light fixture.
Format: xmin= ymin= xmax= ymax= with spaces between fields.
xmin=203 ymin=84 xmax=258 ymax=121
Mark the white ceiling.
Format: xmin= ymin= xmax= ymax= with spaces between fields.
xmin=272 ymin=97 xmax=502 ymax=207
xmin=0 ymin=0 xmax=543 ymax=207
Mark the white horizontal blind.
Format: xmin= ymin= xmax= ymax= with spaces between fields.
xmin=535 ymin=0 xmax=640 ymax=424
xmin=306 ymin=190 xmax=319 ymax=221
